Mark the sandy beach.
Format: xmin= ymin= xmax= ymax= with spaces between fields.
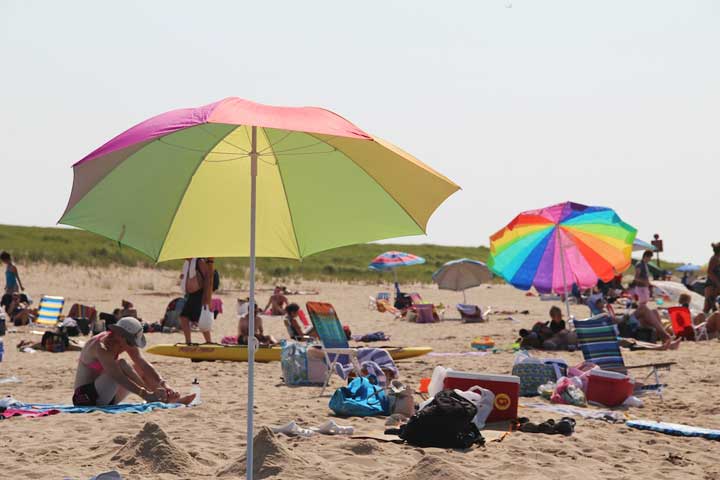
xmin=1 ymin=264 xmax=719 ymax=480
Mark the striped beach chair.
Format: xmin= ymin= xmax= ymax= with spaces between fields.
xmin=36 ymin=296 xmax=65 ymax=327
xmin=573 ymin=314 xmax=675 ymax=398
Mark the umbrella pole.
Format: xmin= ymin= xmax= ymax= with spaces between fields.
xmin=463 ymin=289 xmax=466 ymax=304
xmin=246 ymin=126 xmax=258 ymax=479
xmin=556 ymin=228 xmax=571 ymax=320
xmin=393 ymin=268 xmax=399 ymax=298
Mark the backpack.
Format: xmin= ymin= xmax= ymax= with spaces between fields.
xmin=395 ymin=389 xmax=485 ymax=449
xmin=197 ymin=261 xmax=220 ymax=291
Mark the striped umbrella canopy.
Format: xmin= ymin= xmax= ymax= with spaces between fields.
xmin=369 ymin=251 xmax=425 ymax=295
xmin=432 ymin=258 xmax=491 ymax=303
xmin=59 ymin=98 xmax=459 ymax=479
xmin=369 ymin=251 xmax=426 ymax=271
xmin=489 ymin=201 xmax=636 ymax=315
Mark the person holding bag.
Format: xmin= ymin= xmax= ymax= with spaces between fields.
xmin=179 ymin=257 xmax=215 ymax=344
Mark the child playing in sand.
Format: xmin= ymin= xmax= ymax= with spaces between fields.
xmin=264 ymin=287 xmax=289 ymax=316
xmin=1 ymin=251 xmax=24 ymax=294
xmin=72 ymin=317 xmax=194 ymax=406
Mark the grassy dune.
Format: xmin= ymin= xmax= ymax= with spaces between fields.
xmin=0 ymin=224 xmax=490 ymax=285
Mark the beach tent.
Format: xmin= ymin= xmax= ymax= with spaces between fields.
xmin=59 ymin=97 xmax=459 ymax=479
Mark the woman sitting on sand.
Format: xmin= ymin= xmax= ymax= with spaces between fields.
xmin=73 ymin=317 xmax=194 ymax=406
xmin=237 ymin=299 xmax=278 ymax=346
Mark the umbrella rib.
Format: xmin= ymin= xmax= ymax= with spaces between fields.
xmin=304 ymin=133 xmax=426 ymax=234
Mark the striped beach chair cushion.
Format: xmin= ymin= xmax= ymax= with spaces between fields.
xmin=573 ymin=315 xmax=627 ymax=374
xmin=37 ymin=296 xmax=65 ymax=326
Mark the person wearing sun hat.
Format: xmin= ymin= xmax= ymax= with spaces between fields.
xmin=72 ymin=317 xmax=195 ymax=406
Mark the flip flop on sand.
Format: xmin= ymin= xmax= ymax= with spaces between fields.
xmin=311 ymin=420 xmax=354 ymax=435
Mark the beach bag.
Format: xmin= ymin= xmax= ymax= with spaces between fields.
xmin=387 ymin=380 xmax=416 ymax=418
xmin=395 ymin=389 xmax=484 ymax=449
xmin=329 ymin=375 xmax=389 ymax=417
xmin=281 ymin=341 xmax=325 ymax=386
xmin=197 ymin=261 xmax=220 ymax=292
xmin=512 ymin=351 xmax=567 ymax=397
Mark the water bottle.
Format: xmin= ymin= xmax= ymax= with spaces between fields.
xmin=190 ymin=378 xmax=201 ymax=406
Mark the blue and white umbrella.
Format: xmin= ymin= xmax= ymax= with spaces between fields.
xmin=676 ymin=264 xmax=701 ymax=273
xmin=432 ymin=258 xmax=492 ymax=303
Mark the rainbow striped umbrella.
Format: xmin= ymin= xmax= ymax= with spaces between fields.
xmin=489 ymin=202 xmax=636 ymax=311
xmin=59 ymin=98 xmax=458 ymax=479
xmin=369 ymin=251 xmax=425 ymax=295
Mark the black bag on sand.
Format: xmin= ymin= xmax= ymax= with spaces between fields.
xmin=388 ymin=389 xmax=484 ymax=449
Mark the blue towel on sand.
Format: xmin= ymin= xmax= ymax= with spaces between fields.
xmin=13 ymin=402 xmax=184 ymax=414
xmin=627 ymin=420 xmax=720 ymax=440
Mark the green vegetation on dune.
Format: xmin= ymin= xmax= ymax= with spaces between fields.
xmin=0 ymin=224 xmax=490 ymax=284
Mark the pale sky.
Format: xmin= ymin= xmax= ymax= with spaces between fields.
xmin=1 ymin=1 xmax=718 ymax=264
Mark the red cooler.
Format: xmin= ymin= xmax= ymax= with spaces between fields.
xmin=586 ymin=369 xmax=633 ymax=407
xmin=443 ymin=371 xmax=520 ymax=422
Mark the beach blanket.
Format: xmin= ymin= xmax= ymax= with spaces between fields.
xmin=521 ymin=401 xmax=625 ymax=423
xmin=7 ymin=401 xmax=184 ymax=415
xmin=627 ymin=420 xmax=720 ymax=440
xmin=334 ymin=348 xmax=397 ymax=386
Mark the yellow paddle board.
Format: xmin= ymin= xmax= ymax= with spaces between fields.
xmin=146 ymin=344 xmax=432 ymax=362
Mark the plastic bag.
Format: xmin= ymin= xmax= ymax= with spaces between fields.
xmin=537 ymin=381 xmax=556 ymax=399
xmin=427 ymin=366 xmax=452 ymax=397
xmin=455 ymin=386 xmax=495 ymax=430
xmin=551 ymin=376 xmax=586 ymax=406
xmin=198 ymin=305 xmax=214 ymax=332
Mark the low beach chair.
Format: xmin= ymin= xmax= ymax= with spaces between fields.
xmin=306 ymin=301 xmax=363 ymax=395
xmin=457 ymin=304 xmax=485 ymax=323
xmin=573 ymin=314 xmax=675 ymax=399
xmin=36 ymin=295 xmax=65 ymax=327
xmin=667 ymin=306 xmax=708 ymax=341
xmin=414 ymin=303 xmax=436 ymax=323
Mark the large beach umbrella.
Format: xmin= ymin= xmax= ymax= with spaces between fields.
xmin=432 ymin=258 xmax=491 ymax=303
xmin=59 ymin=97 xmax=459 ymax=478
xmin=488 ymin=201 xmax=636 ymax=317
xmin=369 ymin=251 xmax=425 ymax=296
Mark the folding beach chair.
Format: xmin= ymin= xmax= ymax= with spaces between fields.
xmin=306 ymin=302 xmax=362 ymax=395
xmin=36 ymin=295 xmax=65 ymax=327
xmin=573 ymin=314 xmax=675 ymax=399
xmin=457 ymin=304 xmax=485 ymax=323
xmin=667 ymin=306 xmax=708 ymax=341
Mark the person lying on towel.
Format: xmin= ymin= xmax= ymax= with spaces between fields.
xmin=72 ymin=317 xmax=195 ymax=406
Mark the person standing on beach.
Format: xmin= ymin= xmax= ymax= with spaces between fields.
xmin=1 ymin=251 xmax=24 ymax=294
xmin=704 ymin=243 xmax=720 ymax=314
xmin=633 ymin=250 xmax=654 ymax=305
xmin=179 ymin=258 xmax=214 ymax=344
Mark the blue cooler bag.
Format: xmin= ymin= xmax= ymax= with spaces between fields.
xmin=329 ymin=375 xmax=390 ymax=417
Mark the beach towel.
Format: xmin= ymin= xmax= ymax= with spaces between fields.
xmin=180 ymin=258 xmax=197 ymax=294
xmin=333 ymin=348 xmax=397 ymax=385
xmin=521 ymin=401 xmax=625 ymax=423
xmin=8 ymin=401 xmax=184 ymax=414
xmin=626 ymin=420 xmax=720 ymax=440
xmin=1 ymin=407 xmax=61 ymax=419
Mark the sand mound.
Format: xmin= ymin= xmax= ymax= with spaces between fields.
xmin=346 ymin=440 xmax=381 ymax=455
xmin=392 ymin=455 xmax=484 ymax=480
xmin=111 ymin=421 xmax=197 ymax=475
xmin=217 ymin=427 xmax=309 ymax=479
